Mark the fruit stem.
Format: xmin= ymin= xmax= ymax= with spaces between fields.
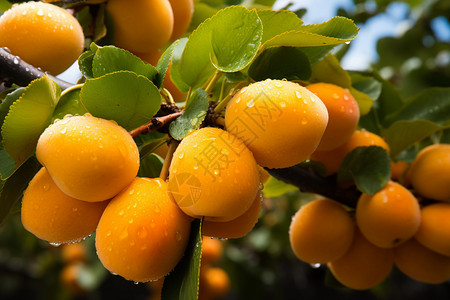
xmin=215 ymin=117 xmax=225 ymax=127
xmin=161 ymin=87 xmax=176 ymax=105
xmin=213 ymin=81 xmax=246 ymax=114
xmin=160 ymin=140 xmax=178 ymax=180
xmin=129 ymin=111 xmax=183 ymax=137
xmin=204 ymin=70 xmax=222 ymax=94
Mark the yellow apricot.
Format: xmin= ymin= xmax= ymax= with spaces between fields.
xmin=356 ymin=181 xmax=421 ymax=248
xmin=168 ymin=0 xmax=194 ymax=40
xmin=168 ymin=127 xmax=260 ymax=222
xmin=225 ymin=79 xmax=328 ymax=169
xmin=415 ymin=202 xmax=450 ymax=257
xmin=407 ymin=144 xmax=450 ymax=201
xmin=307 ymin=83 xmax=360 ymax=151
xmin=0 ymin=1 xmax=85 ymax=75
xmin=21 ymin=168 xmax=108 ymax=244
xmin=201 ymin=236 xmax=224 ymax=266
xmin=36 ymin=115 xmax=140 ymax=202
xmin=289 ymin=198 xmax=355 ymax=264
xmin=95 ymin=177 xmax=191 ymax=282
xmin=106 ymin=0 xmax=174 ymax=53
xmin=198 ymin=267 xmax=230 ymax=300
xmin=395 ymin=238 xmax=450 ymax=284
xmin=328 ymin=229 xmax=395 ymax=290
xmin=202 ymin=192 xmax=262 ymax=239
xmin=310 ymin=129 xmax=390 ymax=176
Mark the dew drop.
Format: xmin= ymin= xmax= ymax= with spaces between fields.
xmin=178 ymin=153 xmax=184 ymax=159
xmin=340 ymin=106 xmax=346 ymax=112
xmin=106 ymin=231 xmax=112 ymax=237
xmin=301 ymin=119 xmax=308 ymax=125
xmin=193 ymin=164 xmax=199 ymax=170
xmin=60 ymin=127 xmax=67 ymax=134
xmin=42 ymin=184 xmax=50 ymax=192
xmin=175 ymin=231 xmax=182 ymax=241
xmin=235 ymin=97 xmax=241 ymax=103
xmin=49 ymin=242 xmax=61 ymax=247
xmin=13 ymin=57 xmax=19 ymax=64
xmin=274 ymin=81 xmax=283 ymax=88
xmin=246 ymin=99 xmax=255 ymax=108
xmin=333 ymin=93 xmax=340 ymax=99
xmin=310 ymin=263 xmax=321 ymax=269
xmin=295 ymin=91 xmax=302 ymax=98
xmin=129 ymin=218 xmax=134 ymax=224
xmin=72 ymin=207 xmax=78 ymax=212
xmin=279 ymin=102 xmax=286 ymax=108
xmin=129 ymin=189 xmax=135 ymax=195
xmin=214 ymin=169 xmax=220 ymax=175
xmin=119 ymin=210 xmax=124 ymax=216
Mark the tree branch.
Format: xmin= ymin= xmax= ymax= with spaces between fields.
xmin=129 ymin=111 xmax=183 ymax=137
xmin=266 ymin=165 xmax=361 ymax=208
xmin=0 ymin=47 xmax=74 ymax=90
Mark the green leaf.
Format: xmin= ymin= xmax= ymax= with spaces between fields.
xmin=78 ymin=43 xmax=99 ymax=79
xmin=248 ymin=47 xmax=311 ymax=81
xmin=170 ymin=38 xmax=190 ymax=93
xmin=0 ymin=148 xmax=15 ymax=180
xmin=1 ymin=76 xmax=60 ymax=165
xmin=262 ymin=175 xmax=297 ymax=198
xmin=309 ymin=54 xmax=351 ymax=87
xmin=92 ymin=46 xmax=158 ymax=81
xmin=52 ymin=85 xmax=88 ymax=121
xmin=350 ymin=72 xmax=382 ymax=101
xmin=382 ymin=120 xmax=449 ymax=159
xmin=256 ymin=9 xmax=304 ymax=44
xmin=169 ymin=89 xmax=209 ymax=140
xmin=80 ymin=71 xmax=161 ymax=131
xmin=0 ymin=87 xmax=25 ymax=137
xmin=161 ymin=218 xmax=202 ymax=300
xmin=384 ymin=87 xmax=450 ymax=127
xmin=0 ymin=156 xmax=41 ymax=225
xmin=349 ymin=87 xmax=374 ymax=116
xmin=137 ymin=153 xmax=164 ymax=178
xmin=180 ymin=6 xmax=263 ymax=87
xmin=338 ymin=146 xmax=391 ymax=195
xmin=154 ymin=39 xmax=180 ymax=89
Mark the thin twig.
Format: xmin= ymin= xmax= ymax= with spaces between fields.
xmin=129 ymin=111 xmax=183 ymax=137
xmin=160 ymin=140 xmax=178 ymax=180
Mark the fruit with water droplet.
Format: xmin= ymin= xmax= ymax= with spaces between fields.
xmin=95 ymin=177 xmax=191 ymax=282
xmin=225 ymin=79 xmax=328 ymax=168
xmin=36 ymin=115 xmax=140 ymax=202
xmin=21 ymin=168 xmax=108 ymax=244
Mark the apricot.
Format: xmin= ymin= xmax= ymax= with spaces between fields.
xmin=395 ymin=238 xmax=450 ymax=284
xmin=415 ymin=202 xmax=450 ymax=257
xmin=407 ymin=144 xmax=450 ymax=201
xmin=61 ymin=242 xmax=87 ymax=264
xmin=168 ymin=0 xmax=194 ymax=40
xmin=390 ymin=160 xmax=409 ymax=182
xmin=356 ymin=181 xmax=420 ymax=248
xmin=198 ymin=267 xmax=231 ymax=300
xmin=202 ymin=192 xmax=262 ymax=239
xmin=310 ymin=129 xmax=390 ymax=176
xmin=95 ymin=177 xmax=191 ymax=282
xmin=21 ymin=168 xmax=108 ymax=244
xmin=225 ymin=79 xmax=328 ymax=169
xmin=36 ymin=114 xmax=140 ymax=202
xmin=306 ymin=83 xmax=359 ymax=151
xmin=201 ymin=237 xmax=224 ymax=266
xmin=0 ymin=1 xmax=85 ymax=75
xmin=168 ymin=127 xmax=260 ymax=222
xmin=289 ymin=198 xmax=355 ymax=264
xmin=328 ymin=229 xmax=395 ymax=290
xmin=106 ymin=0 xmax=174 ymax=53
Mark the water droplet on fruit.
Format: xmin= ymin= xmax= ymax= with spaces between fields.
xmin=129 ymin=218 xmax=134 ymax=224
xmin=49 ymin=242 xmax=61 ymax=247
xmin=178 ymin=152 xmax=184 ymax=159
xmin=72 ymin=207 xmax=78 ymax=212
xmin=340 ymin=106 xmax=346 ymax=112
xmin=119 ymin=210 xmax=124 ymax=216
xmin=214 ymin=169 xmax=220 ymax=175
xmin=106 ymin=231 xmax=112 ymax=237
xmin=274 ymin=82 xmax=283 ymax=88
xmin=193 ymin=164 xmax=199 ymax=170
xmin=295 ymin=91 xmax=302 ymax=99
xmin=235 ymin=97 xmax=241 ymax=103
xmin=279 ymin=102 xmax=286 ymax=108
xmin=129 ymin=189 xmax=135 ymax=195
xmin=13 ymin=57 xmax=19 ymax=64
xmin=60 ymin=127 xmax=67 ymax=134
xmin=301 ymin=118 xmax=308 ymax=125
xmin=175 ymin=231 xmax=182 ymax=241
xmin=246 ymin=99 xmax=255 ymax=108
xmin=37 ymin=9 xmax=44 ymax=16
xmin=42 ymin=184 xmax=50 ymax=192
xmin=310 ymin=263 xmax=321 ymax=268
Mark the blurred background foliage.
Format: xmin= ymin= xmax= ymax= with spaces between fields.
xmin=1 ymin=0 xmax=450 ymax=299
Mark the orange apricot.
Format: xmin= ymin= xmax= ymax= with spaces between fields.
xmin=21 ymin=168 xmax=108 ymax=244
xmin=395 ymin=238 xmax=450 ymax=284
xmin=310 ymin=129 xmax=390 ymax=176
xmin=356 ymin=181 xmax=421 ymax=248
xmin=407 ymin=144 xmax=450 ymax=201
xmin=289 ymin=198 xmax=355 ymax=264
xmin=95 ymin=177 xmax=191 ymax=282
xmin=61 ymin=242 xmax=87 ymax=264
xmin=168 ymin=0 xmax=194 ymax=40
xmin=225 ymin=79 xmax=328 ymax=169
xmin=390 ymin=160 xmax=409 ymax=182
xmin=168 ymin=127 xmax=260 ymax=222
xmin=306 ymin=83 xmax=359 ymax=151
xmin=106 ymin=0 xmax=174 ymax=53
xmin=202 ymin=192 xmax=262 ymax=239
xmin=199 ymin=267 xmax=231 ymax=300
xmin=0 ymin=1 xmax=85 ymax=75
xmin=36 ymin=114 xmax=140 ymax=202
xmin=328 ymin=229 xmax=395 ymax=290
xmin=201 ymin=237 xmax=224 ymax=266
xmin=415 ymin=202 xmax=450 ymax=257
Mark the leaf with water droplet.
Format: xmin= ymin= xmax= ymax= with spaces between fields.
xmin=169 ymin=88 xmax=209 ymax=140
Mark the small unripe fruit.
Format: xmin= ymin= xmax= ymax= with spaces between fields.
xmin=21 ymin=168 xmax=108 ymax=244
xmin=36 ymin=115 xmax=140 ymax=202
xmin=225 ymin=79 xmax=328 ymax=169
xmin=289 ymin=198 xmax=355 ymax=264
xmin=168 ymin=127 xmax=260 ymax=222
xmin=0 ymin=1 xmax=85 ymax=75
xmin=356 ymin=181 xmax=421 ymax=248
xmin=95 ymin=178 xmax=191 ymax=282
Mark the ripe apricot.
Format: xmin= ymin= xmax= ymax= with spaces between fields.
xmin=202 ymin=192 xmax=262 ymax=239
xmin=21 ymin=168 xmax=108 ymax=244
xmin=306 ymin=83 xmax=359 ymax=151
xmin=395 ymin=238 xmax=450 ymax=284
xmin=310 ymin=129 xmax=390 ymax=176
xmin=61 ymin=242 xmax=87 ymax=264
xmin=407 ymin=144 xmax=450 ymax=201
xmin=225 ymin=79 xmax=328 ymax=169
xmin=390 ymin=160 xmax=409 ymax=182
xmin=356 ymin=181 xmax=420 ymax=248
xmin=289 ymin=198 xmax=355 ymax=264
xmin=106 ymin=0 xmax=174 ymax=53
xmin=36 ymin=114 xmax=140 ymax=202
xmin=168 ymin=127 xmax=260 ymax=222
xmin=201 ymin=237 xmax=224 ymax=266
xmin=168 ymin=0 xmax=194 ymax=40
xmin=95 ymin=177 xmax=191 ymax=282
xmin=0 ymin=2 xmax=84 ymax=75
xmin=199 ymin=267 xmax=230 ymax=300
xmin=415 ymin=202 xmax=450 ymax=257
xmin=328 ymin=229 xmax=395 ymax=290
